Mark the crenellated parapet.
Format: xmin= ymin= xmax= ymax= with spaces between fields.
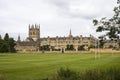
xmin=29 ymin=24 xmax=40 ymax=30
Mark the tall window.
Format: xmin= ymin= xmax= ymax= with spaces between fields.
xmin=33 ymin=32 xmax=35 ymax=35
xmin=30 ymin=32 xmax=32 ymax=35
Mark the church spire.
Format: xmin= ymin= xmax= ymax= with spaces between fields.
xmin=18 ymin=35 xmax=21 ymax=42
xmin=29 ymin=24 xmax=30 ymax=29
xmin=69 ymin=28 xmax=72 ymax=37
xmin=70 ymin=29 xmax=72 ymax=35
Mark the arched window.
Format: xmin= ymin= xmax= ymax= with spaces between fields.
xmin=30 ymin=32 xmax=32 ymax=35
xmin=33 ymin=32 xmax=35 ymax=35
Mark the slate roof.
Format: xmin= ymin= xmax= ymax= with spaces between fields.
xmin=40 ymin=36 xmax=91 ymax=41
xmin=18 ymin=41 xmax=36 ymax=46
xmin=17 ymin=37 xmax=40 ymax=46
xmin=17 ymin=36 xmax=93 ymax=46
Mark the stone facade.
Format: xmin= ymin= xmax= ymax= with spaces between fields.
xmin=40 ymin=32 xmax=97 ymax=52
xmin=15 ymin=24 xmax=98 ymax=52
xmin=15 ymin=24 xmax=40 ymax=52
xmin=103 ymin=40 xmax=119 ymax=49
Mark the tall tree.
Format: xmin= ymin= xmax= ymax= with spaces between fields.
xmin=0 ymin=35 xmax=2 ymax=40
xmin=66 ymin=44 xmax=74 ymax=50
xmin=8 ymin=38 xmax=16 ymax=52
xmin=0 ymin=33 xmax=16 ymax=53
xmin=0 ymin=42 xmax=8 ymax=53
xmin=4 ymin=33 xmax=9 ymax=42
xmin=3 ymin=33 xmax=9 ymax=52
xmin=93 ymin=1 xmax=120 ymax=48
xmin=0 ymin=37 xmax=8 ymax=53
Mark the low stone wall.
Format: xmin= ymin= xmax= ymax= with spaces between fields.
xmin=17 ymin=51 xmax=89 ymax=53
xmin=90 ymin=49 xmax=120 ymax=53
xmin=64 ymin=51 xmax=89 ymax=53
xmin=17 ymin=49 xmax=120 ymax=53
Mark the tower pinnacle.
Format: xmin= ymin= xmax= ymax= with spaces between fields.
xmin=18 ymin=35 xmax=21 ymax=42
xmin=70 ymin=29 xmax=72 ymax=35
xmin=69 ymin=28 xmax=72 ymax=37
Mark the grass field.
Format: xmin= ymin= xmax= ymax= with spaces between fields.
xmin=0 ymin=53 xmax=120 ymax=80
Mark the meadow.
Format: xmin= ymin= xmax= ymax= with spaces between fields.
xmin=0 ymin=53 xmax=120 ymax=80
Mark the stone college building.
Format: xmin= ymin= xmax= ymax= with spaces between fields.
xmin=15 ymin=24 xmax=98 ymax=52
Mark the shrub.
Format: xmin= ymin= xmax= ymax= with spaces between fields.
xmin=105 ymin=67 xmax=120 ymax=80
xmin=50 ymin=68 xmax=80 ymax=80
xmin=80 ymin=67 xmax=120 ymax=80
xmin=47 ymin=67 xmax=120 ymax=80
xmin=78 ymin=45 xmax=85 ymax=51
xmin=80 ymin=69 xmax=105 ymax=80
xmin=0 ymin=74 xmax=6 ymax=80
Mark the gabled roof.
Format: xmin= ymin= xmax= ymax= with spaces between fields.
xmin=18 ymin=41 xmax=36 ymax=46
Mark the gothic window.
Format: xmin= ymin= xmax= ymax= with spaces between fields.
xmin=38 ymin=32 xmax=39 ymax=35
xmin=33 ymin=32 xmax=35 ymax=35
xmin=30 ymin=32 xmax=32 ymax=35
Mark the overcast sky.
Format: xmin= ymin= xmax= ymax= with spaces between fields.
xmin=0 ymin=0 xmax=117 ymax=40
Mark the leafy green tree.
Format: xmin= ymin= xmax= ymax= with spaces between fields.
xmin=4 ymin=33 xmax=9 ymax=42
xmin=3 ymin=33 xmax=9 ymax=52
xmin=66 ymin=45 xmax=70 ymax=50
xmin=98 ymin=36 xmax=105 ymax=48
xmin=69 ymin=45 xmax=74 ymax=50
xmin=0 ymin=40 xmax=8 ymax=53
xmin=109 ymin=45 xmax=114 ymax=48
xmin=40 ymin=45 xmax=50 ymax=51
xmin=0 ymin=33 xmax=16 ymax=53
xmin=66 ymin=44 xmax=74 ymax=50
xmin=78 ymin=45 xmax=85 ymax=51
xmin=93 ymin=1 xmax=120 ymax=48
xmin=2 ymin=43 xmax=8 ymax=52
xmin=0 ymin=35 xmax=3 ymax=52
xmin=8 ymin=38 xmax=16 ymax=52
xmin=0 ymin=35 xmax=2 ymax=40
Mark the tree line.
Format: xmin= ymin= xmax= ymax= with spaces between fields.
xmin=0 ymin=33 xmax=16 ymax=53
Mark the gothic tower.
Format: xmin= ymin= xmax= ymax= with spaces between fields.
xmin=29 ymin=24 xmax=40 ymax=41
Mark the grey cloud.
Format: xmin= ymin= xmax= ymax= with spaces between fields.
xmin=0 ymin=0 xmax=117 ymax=40
xmin=45 ymin=0 xmax=116 ymax=20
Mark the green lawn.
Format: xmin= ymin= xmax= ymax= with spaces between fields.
xmin=0 ymin=53 xmax=120 ymax=80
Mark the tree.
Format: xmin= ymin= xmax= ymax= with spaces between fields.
xmin=3 ymin=33 xmax=9 ymax=52
xmin=69 ymin=45 xmax=74 ymax=50
xmin=8 ymin=38 xmax=16 ymax=52
xmin=0 ymin=40 xmax=8 ymax=53
xmin=1 ymin=43 xmax=8 ymax=52
xmin=93 ymin=1 xmax=120 ymax=48
xmin=98 ymin=36 xmax=105 ymax=48
xmin=78 ymin=45 xmax=85 ymax=51
xmin=66 ymin=45 xmax=70 ymax=50
xmin=40 ymin=45 xmax=50 ymax=51
xmin=0 ymin=35 xmax=2 ymax=40
xmin=4 ymin=33 xmax=9 ymax=42
xmin=0 ymin=33 xmax=16 ymax=53
xmin=66 ymin=44 xmax=74 ymax=50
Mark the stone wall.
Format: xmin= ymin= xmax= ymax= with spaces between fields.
xmin=90 ymin=48 xmax=120 ymax=53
